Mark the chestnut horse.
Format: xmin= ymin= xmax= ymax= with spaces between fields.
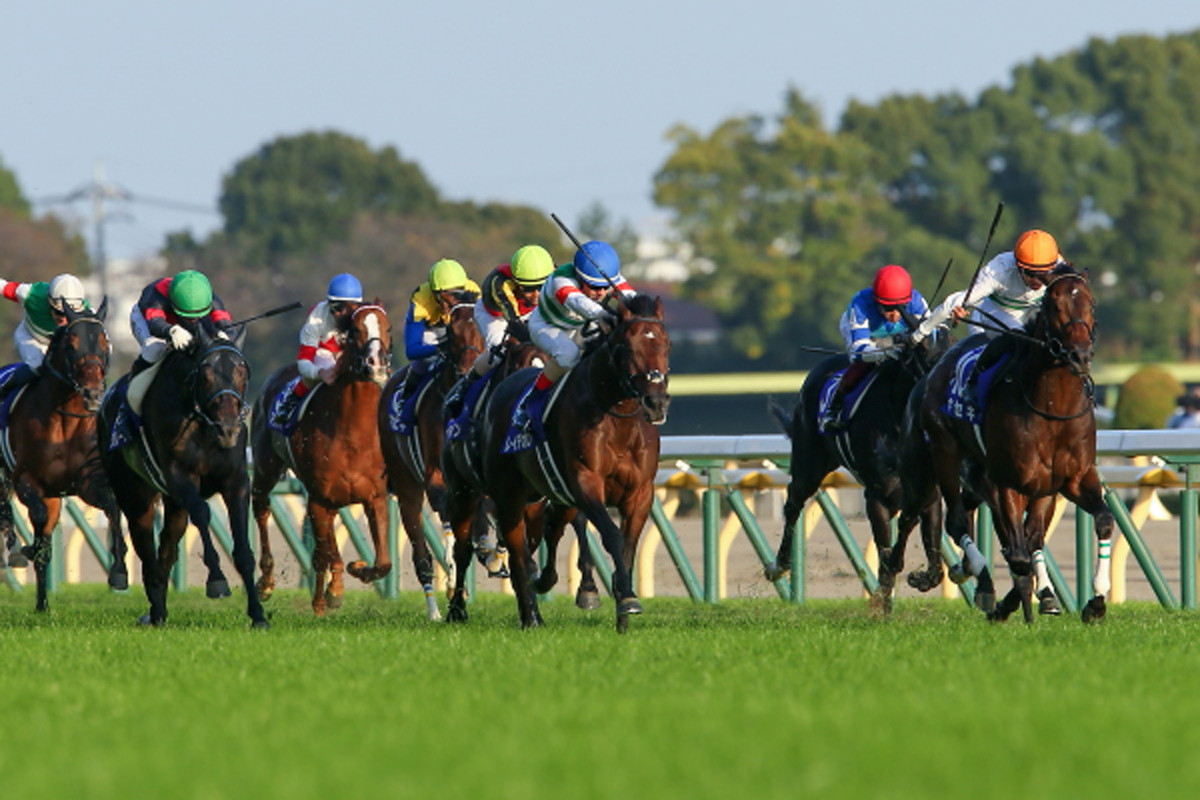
xmin=378 ymin=294 xmax=482 ymax=619
xmin=478 ymin=294 xmax=670 ymax=631
xmin=99 ymin=329 xmax=266 ymax=628
xmin=442 ymin=330 xmax=601 ymax=620
xmin=901 ymin=268 xmax=1112 ymax=623
xmin=251 ymin=302 xmax=393 ymax=616
xmin=0 ymin=303 xmax=127 ymax=611
xmin=764 ymin=331 xmax=949 ymax=612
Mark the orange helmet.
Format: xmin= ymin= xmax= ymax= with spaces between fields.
xmin=872 ymin=264 xmax=913 ymax=306
xmin=1013 ymin=229 xmax=1060 ymax=271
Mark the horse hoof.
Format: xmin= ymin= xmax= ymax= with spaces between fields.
xmin=447 ymin=604 xmax=468 ymax=624
xmin=1037 ymin=588 xmax=1062 ymax=616
xmin=617 ymin=597 xmax=642 ymax=616
xmin=7 ymin=550 xmax=28 ymax=568
xmin=616 ymin=614 xmax=630 ymax=634
xmin=764 ymin=562 xmax=789 ymax=582
xmin=974 ymin=591 xmax=996 ymax=614
xmin=257 ymin=584 xmax=274 ymax=602
xmin=425 ymin=598 xmax=442 ymax=622
xmin=1081 ymin=596 xmax=1107 ymax=624
xmin=136 ymin=611 xmax=163 ymax=627
xmin=251 ymin=619 xmax=271 ymax=631
xmin=907 ymin=570 xmax=940 ymax=593
xmin=948 ymin=563 xmax=968 ymax=585
xmin=325 ymin=592 xmax=343 ymax=610
xmin=19 ymin=544 xmax=36 ymax=561
xmin=868 ymin=588 xmax=892 ymax=615
xmin=108 ymin=572 xmax=129 ymax=592
xmin=205 ymin=580 xmax=231 ymax=599
xmin=576 ymin=589 xmax=600 ymax=611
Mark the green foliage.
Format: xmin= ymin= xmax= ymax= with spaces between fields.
xmin=654 ymin=30 xmax=1200 ymax=363
xmin=1114 ymin=364 xmax=1183 ymax=428
xmin=0 ymin=154 xmax=30 ymax=215
xmin=1 ymin=588 xmax=1198 ymax=799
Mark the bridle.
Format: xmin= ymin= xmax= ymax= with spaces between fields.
xmin=440 ymin=301 xmax=483 ymax=368
xmin=345 ymin=304 xmax=391 ymax=377
xmin=43 ymin=316 xmax=110 ymax=417
xmin=1020 ymin=273 xmax=1097 ymax=420
xmin=590 ymin=313 xmax=669 ymax=418
xmin=186 ymin=341 xmax=251 ymax=428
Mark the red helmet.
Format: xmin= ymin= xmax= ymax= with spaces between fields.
xmin=872 ymin=265 xmax=912 ymax=306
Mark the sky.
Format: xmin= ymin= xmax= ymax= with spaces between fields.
xmin=4 ymin=1 xmax=1200 ymax=263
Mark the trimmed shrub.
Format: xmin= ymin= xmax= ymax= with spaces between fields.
xmin=1113 ymin=365 xmax=1183 ymax=429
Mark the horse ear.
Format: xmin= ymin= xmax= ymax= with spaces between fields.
xmin=96 ymin=296 xmax=108 ymax=322
xmin=233 ymin=325 xmax=248 ymax=349
xmin=653 ymin=296 xmax=664 ymax=319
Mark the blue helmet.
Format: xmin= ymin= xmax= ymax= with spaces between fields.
xmin=327 ymin=273 xmax=363 ymax=302
xmin=573 ymin=241 xmax=621 ymax=288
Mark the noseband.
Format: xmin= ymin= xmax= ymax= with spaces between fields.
xmin=347 ymin=304 xmax=391 ymax=377
xmin=594 ymin=314 xmax=669 ymax=417
xmin=188 ymin=342 xmax=250 ymax=428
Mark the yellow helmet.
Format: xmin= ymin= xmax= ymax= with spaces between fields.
xmin=509 ymin=245 xmax=554 ymax=287
xmin=1013 ymin=229 xmax=1060 ymax=271
xmin=428 ymin=259 xmax=469 ymax=291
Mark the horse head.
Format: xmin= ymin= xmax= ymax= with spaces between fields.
xmin=441 ymin=292 xmax=483 ymax=375
xmin=1032 ymin=268 xmax=1095 ymax=376
xmin=49 ymin=301 xmax=111 ymax=412
xmin=188 ymin=331 xmax=251 ymax=448
xmin=344 ymin=302 xmax=392 ymax=387
xmin=606 ymin=294 xmax=671 ymax=424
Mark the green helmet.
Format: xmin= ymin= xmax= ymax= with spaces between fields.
xmin=510 ymin=245 xmax=554 ymax=287
xmin=428 ymin=258 xmax=469 ymax=292
xmin=168 ymin=270 xmax=213 ymax=318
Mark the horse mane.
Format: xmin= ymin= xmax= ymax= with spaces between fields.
xmin=625 ymin=293 xmax=659 ymax=318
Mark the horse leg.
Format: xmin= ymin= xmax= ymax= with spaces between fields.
xmin=75 ymin=464 xmax=128 ymax=591
xmin=986 ymin=488 xmax=1033 ymax=623
xmin=308 ymin=503 xmax=342 ymax=614
xmin=396 ymin=477 xmax=439 ymax=617
xmin=864 ymin=491 xmax=897 ymax=614
xmin=347 ymin=496 xmax=393 ymax=585
xmin=1064 ymin=468 xmax=1115 ymax=624
xmin=568 ymin=514 xmax=600 ymax=610
xmin=223 ymin=481 xmax=268 ymax=629
xmin=1025 ymin=495 xmax=1061 ymax=616
xmin=443 ymin=479 xmax=479 ymax=624
xmin=0 ymin=473 xmax=25 ymax=567
xmin=532 ymin=504 xmax=573 ymax=595
xmin=496 ymin=499 xmax=540 ymax=629
xmin=16 ymin=484 xmax=57 ymax=613
xmin=175 ymin=489 xmax=229 ymax=599
xmin=905 ymin=493 xmax=946 ymax=594
xmin=766 ymin=438 xmax=831 ymax=582
xmin=250 ymin=445 xmax=285 ymax=602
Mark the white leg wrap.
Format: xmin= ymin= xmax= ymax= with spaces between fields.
xmin=959 ymin=535 xmax=987 ymax=576
xmin=1094 ymin=539 xmax=1112 ymax=597
xmin=1033 ymin=550 xmax=1051 ymax=592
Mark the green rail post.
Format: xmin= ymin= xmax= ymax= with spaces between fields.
xmin=1075 ymin=504 xmax=1094 ymax=608
xmin=789 ymin=513 xmax=804 ymax=604
xmin=649 ymin=495 xmax=702 ymax=601
xmin=583 ymin=527 xmax=614 ymax=596
xmin=385 ymin=498 xmax=400 ymax=599
xmin=1103 ymin=483 xmax=1178 ymax=609
xmin=205 ymin=504 xmax=235 ymax=557
xmin=813 ymin=490 xmax=879 ymax=594
xmin=724 ymin=490 xmax=790 ymax=600
xmin=267 ymin=495 xmax=314 ymax=577
xmin=65 ymin=499 xmax=113 ymax=571
xmin=420 ymin=511 xmax=449 ymax=572
xmin=1178 ymin=460 xmax=1198 ymax=610
xmin=1041 ymin=544 xmax=1076 ymax=614
xmin=702 ymin=481 xmax=720 ymax=603
xmin=49 ymin=520 xmax=63 ymax=593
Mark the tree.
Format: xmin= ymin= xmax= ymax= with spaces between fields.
xmin=0 ymin=155 xmax=29 ymax=215
xmin=219 ymin=131 xmax=439 ymax=265
xmin=575 ymin=201 xmax=638 ymax=268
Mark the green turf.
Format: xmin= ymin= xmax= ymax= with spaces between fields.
xmin=0 ymin=586 xmax=1196 ymax=799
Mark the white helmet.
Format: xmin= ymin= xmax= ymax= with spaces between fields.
xmin=48 ymin=274 xmax=87 ymax=313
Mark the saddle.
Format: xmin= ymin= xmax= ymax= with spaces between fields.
xmin=385 ymin=363 xmax=441 ymax=436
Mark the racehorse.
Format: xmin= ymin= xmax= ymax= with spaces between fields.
xmin=478 ymin=294 xmax=670 ymax=631
xmin=0 ymin=303 xmax=128 ymax=611
xmin=442 ymin=330 xmax=602 ymax=621
xmin=378 ymin=293 xmax=482 ymax=619
xmin=901 ymin=267 xmax=1112 ymax=623
xmin=99 ymin=329 xmax=267 ymax=628
xmin=252 ymin=302 xmax=394 ymax=616
xmin=764 ymin=332 xmax=949 ymax=612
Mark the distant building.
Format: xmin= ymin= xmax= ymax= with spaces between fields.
xmin=83 ymin=256 xmax=166 ymax=359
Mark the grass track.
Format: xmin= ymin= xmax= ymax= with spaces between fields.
xmin=1 ymin=586 xmax=1198 ymax=799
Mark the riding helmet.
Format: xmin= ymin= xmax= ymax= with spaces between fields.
xmin=573 ymin=241 xmax=621 ymax=288
xmin=428 ymin=259 xmax=469 ymax=292
xmin=872 ymin=265 xmax=913 ymax=306
xmin=168 ymin=270 xmax=213 ymax=318
xmin=48 ymin=273 xmax=87 ymax=313
xmin=1014 ymin=229 xmax=1060 ymax=271
xmin=327 ymin=273 xmax=363 ymax=302
xmin=510 ymin=245 xmax=554 ymax=287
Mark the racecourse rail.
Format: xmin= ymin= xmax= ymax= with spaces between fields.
xmin=7 ymin=430 xmax=1200 ymax=612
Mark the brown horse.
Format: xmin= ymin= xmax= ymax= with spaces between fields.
xmin=476 ymin=294 xmax=670 ymax=631
xmin=378 ymin=294 xmax=482 ymax=619
xmin=99 ymin=329 xmax=266 ymax=628
xmin=0 ymin=304 xmax=127 ymax=611
xmin=251 ymin=302 xmax=393 ymax=616
xmin=902 ymin=268 xmax=1112 ymax=623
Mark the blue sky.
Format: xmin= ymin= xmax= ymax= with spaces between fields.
xmin=4 ymin=1 xmax=1200 ymax=261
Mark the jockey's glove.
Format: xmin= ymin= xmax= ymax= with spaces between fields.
xmin=856 ymin=348 xmax=892 ymax=363
xmin=168 ymin=325 xmax=194 ymax=350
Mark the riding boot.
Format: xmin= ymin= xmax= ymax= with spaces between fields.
xmin=513 ymin=382 xmax=551 ymax=438
xmin=443 ymin=372 xmax=474 ymax=422
xmin=0 ymin=363 xmax=39 ymax=400
xmin=272 ymin=390 xmax=303 ymax=427
xmin=819 ymin=386 xmax=847 ymax=431
xmin=128 ymin=356 xmax=151 ymax=377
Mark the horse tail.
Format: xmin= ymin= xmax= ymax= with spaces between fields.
xmin=767 ymin=396 xmax=795 ymax=439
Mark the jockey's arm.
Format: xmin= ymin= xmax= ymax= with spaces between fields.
xmin=561 ymin=287 xmax=608 ymax=321
xmin=403 ymin=306 xmax=441 ymax=361
xmin=0 ymin=280 xmax=32 ymax=304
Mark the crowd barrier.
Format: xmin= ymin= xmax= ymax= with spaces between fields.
xmin=6 ymin=430 xmax=1200 ymax=610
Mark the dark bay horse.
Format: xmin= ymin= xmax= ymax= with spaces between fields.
xmin=765 ymin=333 xmax=949 ymax=612
xmin=99 ymin=330 xmax=267 ymax=628
xmin=478 ymin=294 xmax=670 ymax=631
xmin=0 ymin=303 xmax=128 ymax=611
xmin=378 ymin=294 xmax=482 ymax=619
xmin=902 ymin=268 xmax=1112 ymax=623
xmin=252 ymin=302 xmax=393 ymax=616
xmin=442 ymin=330 xmax=601 ymax=621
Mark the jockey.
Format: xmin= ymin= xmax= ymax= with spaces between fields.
xmin=913 ymin=228 xmax=1063 ymax=344
xmin=443 ymin=244 xmax=555 ymax=421
xmin=270 ymin=273 xmax=364 ymax=426
xmin=398 ymin=258 xmax=481 ymax=402
xmin=123 ymin=270 xmax=236 ymax=427
xmin=820 ymin=264 xmax=929 ymax=431
xmin=514 ymin=240 xmax=636 ymax=434
xmin=0 ymin=273 xmax=91 ymax=396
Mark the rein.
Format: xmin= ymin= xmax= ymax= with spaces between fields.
xmin=590 ymin=314 xmax=668 ymax=418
